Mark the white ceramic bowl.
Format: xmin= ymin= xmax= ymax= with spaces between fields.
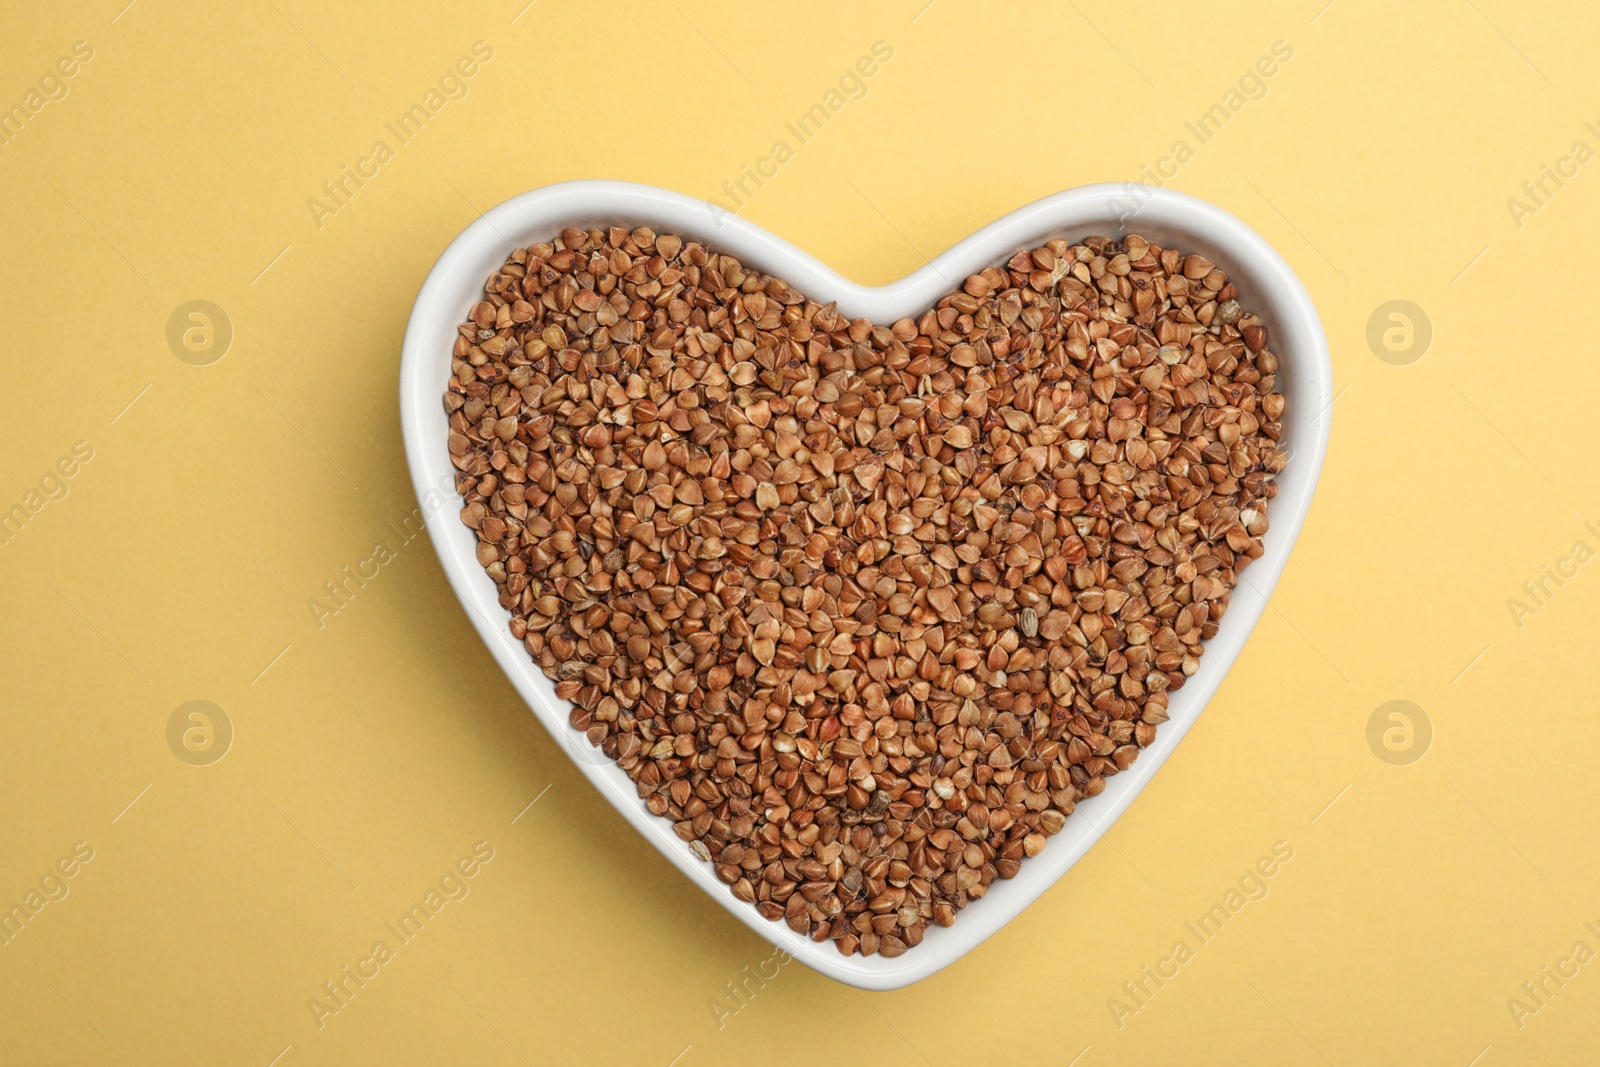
xmin=399 ymin=180 xmax=1332 ymax=990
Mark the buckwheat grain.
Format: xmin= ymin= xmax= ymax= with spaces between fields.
xmin=444 ymin=225 xmax=1286 ymax=955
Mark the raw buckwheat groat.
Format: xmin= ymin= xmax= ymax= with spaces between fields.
xmin=444 ymin=225 xmax=1286 ymax=957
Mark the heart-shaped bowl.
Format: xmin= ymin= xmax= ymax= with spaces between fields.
xmin=399 ymin=180 xmax=1331 ymax=990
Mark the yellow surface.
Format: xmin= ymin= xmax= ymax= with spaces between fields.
xmin=1 ymin=1 xmax=1596 ymax=1063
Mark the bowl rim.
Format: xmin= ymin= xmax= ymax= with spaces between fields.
xmin=399 ymin=179 xmax=1332 ymax=990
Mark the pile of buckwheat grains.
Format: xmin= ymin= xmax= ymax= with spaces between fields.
xmin=444 ymin=224 xmax=1287 ymax=958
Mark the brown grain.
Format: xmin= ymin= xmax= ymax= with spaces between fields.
xmin=444 ymin=225 xmax=1286 ymax=956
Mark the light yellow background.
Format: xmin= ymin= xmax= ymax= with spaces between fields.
xmin=2 ymin=0 xmax=1596 ymax=1063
